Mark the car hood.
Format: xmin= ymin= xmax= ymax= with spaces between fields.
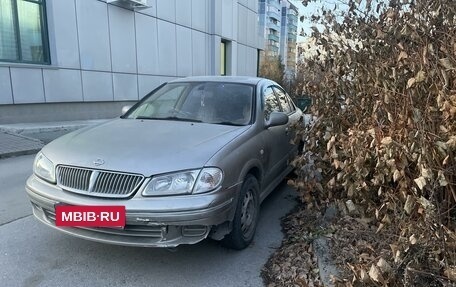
xmin=42 ymin=119 xmax=249 ymax=176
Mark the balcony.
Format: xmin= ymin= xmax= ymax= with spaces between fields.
xmin=267 ymin=45 xmax=279 ymax=52
xmin=288 ymin=33 xmax=297 ymax=42
xmin=268 ymin=34 xmax=280 ymax=42
xmin=288 ymin=21 xmax=297 ymax=29
xmin=267 ymin=21 xmax=281 ymax=32
xmin=267 ymin=10 xmax=281 ymax=21
xmin=287 ymin=12 xmax=298 ymax=20
xmin=267 ymin=0 xmax=281 ymax=10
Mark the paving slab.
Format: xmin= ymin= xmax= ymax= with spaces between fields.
xmin=0 ymin=132 xmax=44 ymax=159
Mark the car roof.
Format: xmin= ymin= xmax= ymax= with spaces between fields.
xmin=170 ymin=76 xmax=265 ymax=85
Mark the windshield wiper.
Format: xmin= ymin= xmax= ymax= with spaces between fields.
xmin=212 ymin=121 xmax=245 ymax=126
xmin=135 ymin=116 xmax=202 ymax=123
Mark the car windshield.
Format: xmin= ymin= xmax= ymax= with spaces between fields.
xmin=126 ymin=82 xmax=254 ymax=126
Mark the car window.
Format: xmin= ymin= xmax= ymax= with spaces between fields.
xmin=127 ymin=82 xmax=254 ymax=126
xmin=272 ymin=86 xmax=294 ymax=114
xmin=263 ymin=86 xmax=281 ymax=120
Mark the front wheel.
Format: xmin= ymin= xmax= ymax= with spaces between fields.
xmin=222 ymin=175 xmax=260 ymax=250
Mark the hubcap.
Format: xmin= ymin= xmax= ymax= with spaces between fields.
xmin=240 ymin=189 xmax=256 ymax=238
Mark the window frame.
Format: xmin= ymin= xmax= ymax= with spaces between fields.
xmin=262 ymin=85 xmax=282 ymax=121
xmin=220 ymin=40 xmax=227 ymax=76
xmin=0 ymin=0 xmax=50 ymax=65
xmin=272 ymin=86 xmax=296 ymax=115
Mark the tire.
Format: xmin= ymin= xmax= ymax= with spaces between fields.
xmin=222 ymin=175 xmax=260 ymax=250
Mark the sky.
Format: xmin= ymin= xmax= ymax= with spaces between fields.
xmin=295 ymin=0 xmax=349 ymax=42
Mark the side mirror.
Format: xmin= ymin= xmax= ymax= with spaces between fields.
xmin=266 ymin=112 xmax=289 ymax=128
xmin=121 ymin=105 xmax=132 ymax=115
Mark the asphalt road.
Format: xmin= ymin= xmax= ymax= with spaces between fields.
xmin=0 ymin=153 xmax=296 ymax=287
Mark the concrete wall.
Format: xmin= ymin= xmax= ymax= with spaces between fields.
xmin=0 ymin=0 xmax=262 ymax=123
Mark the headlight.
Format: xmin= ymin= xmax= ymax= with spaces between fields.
xmin=193 ymin=168 xmax=223 ymax=194
xmin=142 ymin=168 xmax=223 ymax=196
xmin=33 ymin=152 xmax=55 ymax=183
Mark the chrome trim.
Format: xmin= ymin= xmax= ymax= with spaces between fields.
xmin=56 ymin=165 xmax=144 ymax=198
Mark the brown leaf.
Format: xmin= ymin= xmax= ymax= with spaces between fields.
xmin=439 ymin=58 xmax=456 ymax=70
xmin=444 ymin=267 xmax=456 ymax=282
xmin=381 ymin=137 xmax=393 ymax=146
xmin=414 ymin=176 xmax=427 ymax=190
xmin=368 ymin=265 xmax=384 ymax=283
xmin=404 ymin=195 xmax=415 ymax=215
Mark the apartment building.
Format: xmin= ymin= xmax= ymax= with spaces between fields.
xmin=258 ymin=0 xmax=298 ymax=76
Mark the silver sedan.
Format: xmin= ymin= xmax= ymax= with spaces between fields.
xmin=26 ymin=76 xmax=303 ymax=250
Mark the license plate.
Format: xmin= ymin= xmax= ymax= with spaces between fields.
xmin=55 ymin=205 xmax=126 ymax=228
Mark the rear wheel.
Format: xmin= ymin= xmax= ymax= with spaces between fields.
xmin=222 ymin=175 xmax=260 ymax=250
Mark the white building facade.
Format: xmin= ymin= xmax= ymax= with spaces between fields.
xmin=0 ymin=0 xmax=262 ymax=123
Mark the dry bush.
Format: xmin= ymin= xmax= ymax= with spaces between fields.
xmin=290 ymin=0 xmax=456 ymax=285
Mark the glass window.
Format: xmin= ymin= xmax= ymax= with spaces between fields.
xmin=263 ymin=86 xmax=281 ymax=120
xmin=127 ymin=82 xmax=254 ymax=126
xmin=220 ymin=41 xmax=226 ymax=76
xmin=0 ymin=0 xmax=49 ymax=64
xmin=273 ymin=86 xmax=294 ymax=114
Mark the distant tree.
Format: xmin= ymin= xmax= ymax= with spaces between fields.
xmin=258 ymin=55 xmax=285 ymax=87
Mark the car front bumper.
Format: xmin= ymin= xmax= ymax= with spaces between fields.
xmin=26 ymin=175 xmax=239 ymax=247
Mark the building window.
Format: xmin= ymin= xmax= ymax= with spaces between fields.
xmin=220 ymin=40 xmax=227 ymax=76
xmin=0 ymin=0 xmax=50 ymax=64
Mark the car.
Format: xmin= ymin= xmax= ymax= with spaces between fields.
xmin=26 ymin=76 xmax=303 ymax=250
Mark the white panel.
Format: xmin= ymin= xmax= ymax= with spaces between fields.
xmin=247 ymin=9 xmax=256 ymax=47
xmin=49 ymin=0 xmax=80 ymax=68
xmin=10 ymin=68 xmax=45 ymax=104
xmin=176 ymin=26 xmax=193 ymax=77
xmin=213 ymin=0 xmax=222 ymax=36
xmin=237 ymin=44 xmax=247 ymax=76
xmin=230 ymin=42 xmax=237 ymax=75
xmin=156 ymin=0 xmax=175 ymax=22
xmin=157 ymin=20 xmax=177 ymax=76
xmin=206 ymin=33 xmax=212 ymax=74
xmin=247 ymin=47 xmax=256 ymax=76
xmin=108 ymin=5 xmax=137 ymax=73
xmin=237 ymin=4 xmax=248 ymax=45
xmin=192 ymin=30 xmax=206 ymax=76
xmin=82 ymin=71 xmax=113 ymax=102
xmin=43 ymin=69 xmax=83 ymax=102
xmin=137 ymin=0 xmax=157 ymax=17
xmin=138 ymin=75 xmax=162 ymax=97
xmin=76 ymin=0 xmax=111 ymax=71
xmin=192 ymin=0 xmax=207 ymax=32
xmin=175 ymin=0 xmax=192 ymax=27
xmin=113 ymin=73 xmax=138 ymax=101
xmin=221 ymin=0 xmax=233 ymax=39
xmin=238 ymin=0 xmax=248 ymax=6
xmin=212 ymin=35 xmax=221 ymax=76
xmin=248 ymin=0 xmax=255 ymax=11
xmin=0 ymin=68 xmax=13 ymax=104
xmin=136 ymin=14 xmax=158 ymax=75
xmin=232 ymin=1 xmax=238 ymax=43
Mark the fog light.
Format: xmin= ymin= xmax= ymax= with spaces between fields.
xmin=182 ymin=226 xmax=207 ymax=237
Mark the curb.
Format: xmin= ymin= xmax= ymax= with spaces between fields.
xmin=313 ymin=205 xmax=340 ymax=287
xmin=0 ymin=148 xmax=42 ymax=159
xmin=0 ymin=119 xmax=110 ymax=135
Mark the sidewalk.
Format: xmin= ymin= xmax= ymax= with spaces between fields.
xmin=0 ymin=119 xmax=109 ymax=159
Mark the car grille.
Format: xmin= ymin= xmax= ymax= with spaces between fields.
xmin=56 ymin=166 xmax=144 ymax=198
